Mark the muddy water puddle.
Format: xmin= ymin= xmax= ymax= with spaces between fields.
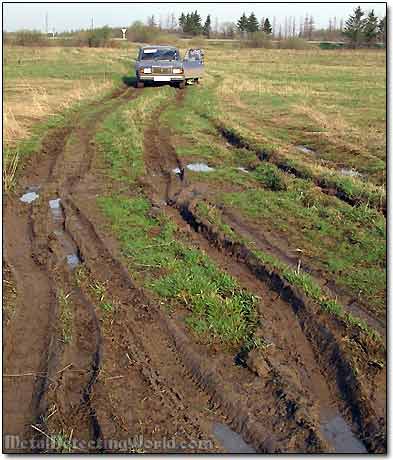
xmin=20 ymin=192 xmax=39 ymax=203
xmin=320 ymin=412 xmax=367 ymax=453
xmin=186 ymin=163 xmax=215 ymax=172
xmin=173 ymin=163 xmax=215 ymax=174
xmin=48 ymin=198 xmax=81 ymax=269
xmin=20 ymin=185 xmax=41 ymax=203
xmin=212 ymin=423 xmax=255 ymax=453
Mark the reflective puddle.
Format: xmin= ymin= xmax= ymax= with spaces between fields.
xmin=212 ymin=423 xmax=255 ymax=453
xmin=320 ymin=412 xmax=367 ymax=453
xmin=48 ymin=198 xmax=81 ymax=270
xmin=186 ymin=163 xmax=215 ymax=172
xmin=20 ymin=191 xmax=39 ymax=203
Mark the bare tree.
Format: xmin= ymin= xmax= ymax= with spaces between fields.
xmin=147 ymin=15 xmax=156 ymax=28
xmin=170 ymin=13 xmax=177 ymax=30
xmin=299 ymin=16 xmax=303 ymax=37
xmin=292 ymin=17 xmax=296 ymax=37
xmin=214 ymin=16 xmax=219 ymax=36
xmin=304 ymin=14 xmax=309 ymax=39
xmin=272 ymin=16 xmax=276 ymax=38
xmin=308 ymin=15 xmax=315 ymax=39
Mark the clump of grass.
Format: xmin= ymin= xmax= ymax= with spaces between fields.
xmin=51 ymin=431 xmax=74 ymax=453
xmin=252 ymin=163 xmax=287 ymax=191
xmin=58 ymin=289 xmax=73 ymax=344
xmin=89 ymin=280 xmax=115 ymax=313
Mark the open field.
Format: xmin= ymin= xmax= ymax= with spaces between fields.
xmin=3 ymin=44 xmax=386 ymax=454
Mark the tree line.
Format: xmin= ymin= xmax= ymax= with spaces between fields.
xmin=152 ymin=6 xmax=385 ymax=46
xmin=4 ymin=5 xmax=385 ymax=48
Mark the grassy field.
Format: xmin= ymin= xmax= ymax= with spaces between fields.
xmin=3 ymin=45 xmax=137 ymax=190
xmin=4 ymin=43 xmax=386 ymax=322
xmin=160 ymin=46 xmax=386 ymax=320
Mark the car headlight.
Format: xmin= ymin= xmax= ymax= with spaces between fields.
xmin=172 ymin=68 xmax=183 ymax=74
xmin=141 ymin=67 xmax=152 ymax=74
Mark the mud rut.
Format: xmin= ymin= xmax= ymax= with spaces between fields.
xmin=3 ymin=86 xmax=385 ymax=453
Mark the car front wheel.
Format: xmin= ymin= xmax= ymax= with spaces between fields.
xmin=178 ymin=81 xmax=186 ymax=89
xmin=136 ymin=79 xmax=144 ymax=89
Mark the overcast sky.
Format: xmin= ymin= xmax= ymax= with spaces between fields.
xmin=3 ymin=2 xmax=387 ymax=32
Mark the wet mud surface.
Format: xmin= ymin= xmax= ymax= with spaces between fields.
xmin=3 ymin=85 xmax=386 ymax=454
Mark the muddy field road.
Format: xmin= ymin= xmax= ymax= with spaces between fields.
xmin=3 ymin=85 xmax=386 ymax=453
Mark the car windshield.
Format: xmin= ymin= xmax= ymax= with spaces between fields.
xmin=141 ymin=48 xmax=178 ymax=61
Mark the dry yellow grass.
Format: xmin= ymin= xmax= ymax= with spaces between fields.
xmin=4 ymin=78 xmax=114 ymax=146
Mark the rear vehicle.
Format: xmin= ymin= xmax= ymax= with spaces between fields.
xmin=135 ymin=45 xmax=204 ymax=89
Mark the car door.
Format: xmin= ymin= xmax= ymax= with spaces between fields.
xmin=183 ymin=48 xmax=204 ymax=79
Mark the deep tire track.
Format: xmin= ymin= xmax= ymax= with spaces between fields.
xmin=140 ymin=96 xmax=385 ymax=453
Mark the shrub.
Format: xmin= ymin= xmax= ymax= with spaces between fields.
xmin=276 ymin=37 xmax=313 ymax=50
xmin=14 ymin=30 xmax=48 ymax=47
xmin=127 ymin=21 xmax=160 ymax=43
xmin=87 ymin=26 xmax=112 ymax=47
xmin=241 ymin=31 xmax=273 ymax=48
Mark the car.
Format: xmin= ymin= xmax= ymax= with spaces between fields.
xmin=135 ymin=45 xmax=204 ymax=89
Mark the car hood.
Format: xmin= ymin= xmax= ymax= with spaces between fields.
xmin=136 ymin=59 xmax=183 ymax=68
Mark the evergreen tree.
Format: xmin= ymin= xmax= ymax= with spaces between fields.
xmin=247 ymin=12 xmax=259 ymax=33
xmin=343 ymin=6 xmax=366 ymax=47
xmin=364 ymin=9 xmax=379 ymax=45
xmin=190 ymin=10 xmax=202 ymax=35
xmin=263 ymin=18 xmax=272 ymax=34
xmin=237 ymin=13 xmax=248 ymax=33
xmin=178 ymin=12 xmax=186 ymax=31
xmin=203 ymin=14 xmax=212 ymax=37
xmin=378 ymin=15 xmax=386 ymax=45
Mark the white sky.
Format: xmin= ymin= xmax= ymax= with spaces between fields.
xmin=3 ymin=2 xmax=387 ymax=32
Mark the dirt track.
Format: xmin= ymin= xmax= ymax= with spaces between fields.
xmin=3 ymin=85 xmax=386 ymax=453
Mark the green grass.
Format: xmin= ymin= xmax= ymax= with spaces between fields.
xmin=96 ymin=86 xmax=175 ymax=184
xmin=98 ymin=194 xmax=259 ymax=346
xmin=221 ymin=180 xmax=385 ymax=317
xmin=89 ymin=280 xmax=115 ymax=313
xmin=95 ymin=92 xmax=260 ymax=347
xmin=158 ymin=56 xmax=386 ymax=320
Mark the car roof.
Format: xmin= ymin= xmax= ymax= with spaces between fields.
xmin=140 ymin=45 xmax=177 ymax=50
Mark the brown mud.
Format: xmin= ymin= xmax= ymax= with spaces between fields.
xmin=3 ymin=84 xmax=386 ymax=454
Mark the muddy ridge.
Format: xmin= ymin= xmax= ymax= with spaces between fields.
xmin=215 ymin=124 xmax=386 ymax=216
